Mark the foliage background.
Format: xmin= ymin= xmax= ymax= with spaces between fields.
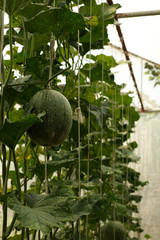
xmin=0 ymin=0 xmax=148 ymax=239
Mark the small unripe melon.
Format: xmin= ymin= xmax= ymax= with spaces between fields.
xmin=26 ymin=89 xmax=72 ymax=146
xmin=102 ymin=221 xmax=125 ymax=240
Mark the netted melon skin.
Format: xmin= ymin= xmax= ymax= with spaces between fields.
xmin=102 ymin=221 xmax=126 ymax=240
xmin=27 ymin=89 xmax=72 ymax=146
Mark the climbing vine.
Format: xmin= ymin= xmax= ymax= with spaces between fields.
xmin=0 ymin=0 xmax=147 ymax=239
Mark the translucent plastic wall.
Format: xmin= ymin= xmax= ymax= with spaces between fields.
xmin=131 ymin=113 xmax=160 ymax=239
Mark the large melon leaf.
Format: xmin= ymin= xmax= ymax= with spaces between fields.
xmin=31 ymin=158 xmax=76 ymax=183
xmin=8 ymin=190 xmax=92 ymax=234
xmin=17 ymin=3 xmax=49 ymax=20
xmin=0 ymin=114 xmax=41 ymax=149
xmin=0 ymin=0 xmax=31 ymax=16
xmin=24 ymin=8 xmax=85 ymax=38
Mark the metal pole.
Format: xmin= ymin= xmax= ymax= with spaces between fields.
xmin=107 ymin=0 xmax=145 ymax=112
xmin=116 ymin=10 xmax=160 ymax=19
xmin=108 ymin=43 xmax=160 ymax=68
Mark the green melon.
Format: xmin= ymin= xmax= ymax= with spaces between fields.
xmin=102 ymin=221 xmax=126 ymax=240
xmin=26 ymin=89 xmax=72 ymax=146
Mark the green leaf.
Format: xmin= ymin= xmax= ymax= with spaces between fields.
xmin=0 ymin=0 xmax=31 ymax=16
xmin=0 ymin=115 xmax=41 ymax=149
xmin=80 ymin=3 xmax=120 ymax=51
xmin=81 ymin=62 xmax=113 ymax=83
xmin=32 ymin=32 xmax=51 ymax=52
xmin=8 ymin=75 xmax=32 ymax=92
xmin=49 ymin=179 xmax=99 ymax=191
xmin=8 ymin=171 xmax=24 ymax=188
xmin=101 ymin=165 xmax=122 ymax=175
xmin=69 ymin=198 xmax=92 ymax=221
xmin=98 ymin=3 xmax=121 ymax=23
xmin=86 ymin=54 xmax=117 ymax=69
xmin=8 ymin=191 xmax=92 ymax=234
xmin=17 ymin=3 xmax=49 ymax=20
xmin=89 ymin=101 xmax=111 ymax=128
xmin=31 ymin=157 xmax=76 ymax=183
xmin=79 ymin=0 xmax=98 ymax=16
xmin=115 ymin=203 xmax=128 ymax=216
xmin=81 ymin=86 xmax=96 ymax=103
xmin=8 ymin=192 xmax=71 ymax=234
xmin=6 ymin=234 xmax=21 ymax=240
xmin=144 ymin=234 xmax=152 ymax=239
xmin=48 ymin=180 xmax=79 ymax=193
xmin=0 ymin=193 xmax=7 ymax=202
xmin=24 ymin=8 xmax=85 ymax=38
xmin=8 ymin=108 xmax=24 ymax=122
xmin=6 ymin=84 xmax=41 ymax=107
xmin=25 ymin=56 xmax=49 ymax=80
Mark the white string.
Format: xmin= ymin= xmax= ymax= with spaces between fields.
xmin=86 ymin=2 xmax=93 ymax=239
xmin=99 ymin=2 xmax=105 ymax=239
xmin=77 ymin=1 xmax=81 ymax=239
xmin=88 ymin=0 xmax=92 ymax=187
xmin=100 ymin=0 xmax=105 ymax=199
xmin=112 ymin=88 xmax=116 ymax=222
xmin=77 ymin=0 xmax=81 ymax=200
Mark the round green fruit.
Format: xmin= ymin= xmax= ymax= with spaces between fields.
xmin=102 ymin=221 xmax=126 ymax=240
xmin=26 ymin=89 xmax=72 ymax=146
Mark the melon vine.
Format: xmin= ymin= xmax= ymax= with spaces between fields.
xmin=0 ymin=0 xmax=148 ymax=240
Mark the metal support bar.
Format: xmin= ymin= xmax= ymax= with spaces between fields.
xmin=107 ymin=0 xmax=145 ymax=112
xmin=108 ymin=43 xmax=160 ymax=68
xmin=116 ymin=10 xmax=160 ymax=19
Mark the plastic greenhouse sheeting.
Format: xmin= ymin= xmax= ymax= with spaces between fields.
xmin=131 ymin=113 xmax=160 ymax=240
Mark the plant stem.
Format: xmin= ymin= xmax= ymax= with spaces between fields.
xmin=3 ymin=149 xmax=12 ymax=193
xmin=38 ymin=230 xmax=41 ymax=240
xmin=26 ymin=228 xmax=30 ymax=240
xmin=44 ymin=147 xmax=48 ymax=194
xmin=2 ymin=143 xmax=7 ymax=240
xmin=24 ymin=134 xmax=30 ymax=201
xmin=12 ymin=149 xmax=21 ymax=200
xmin=2 ymin=148 xmax=12 ymax=239
xmin=57 ymin=39 xmax=71 ymax=68
xmin=72 ymin=222 xmax=75 ymax=240
xmin=3 ymin=213 xmax=17 ymax=238
xmin=21 ymin=228 xmax=25 ymax=240
xmin=32 ymin=230 xmax=37 ymax=240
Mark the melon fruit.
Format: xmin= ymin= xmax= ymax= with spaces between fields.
xmin=102 ymin=221 xmax=126 ymax=240
xmin=26 ymin=89 xmax=72 ymax=146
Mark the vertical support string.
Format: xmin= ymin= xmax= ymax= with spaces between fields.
xmin=100 ymin=0 xmax=105 ymax=199
xmin=109 ymin=32 xmax=117 ymax=229
xmin=86 ymin=1 xmax=92 ymax=239
xmin=112 ymin=87 xmax=116 ymax=222
xmin=77 ymin=1 xmax=81 ymax=239
xmin=99 ymin=2 xmax=105 ymax=240
xmin=77 ymin=0 xmax=81 ymax=200
xmin=121 ymin=93 xmax=125 ymax=224
xmin=126 ymin=106 xmax=130 ymax=237
xmin=87 ymin=0 xmax=92 ymax=190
